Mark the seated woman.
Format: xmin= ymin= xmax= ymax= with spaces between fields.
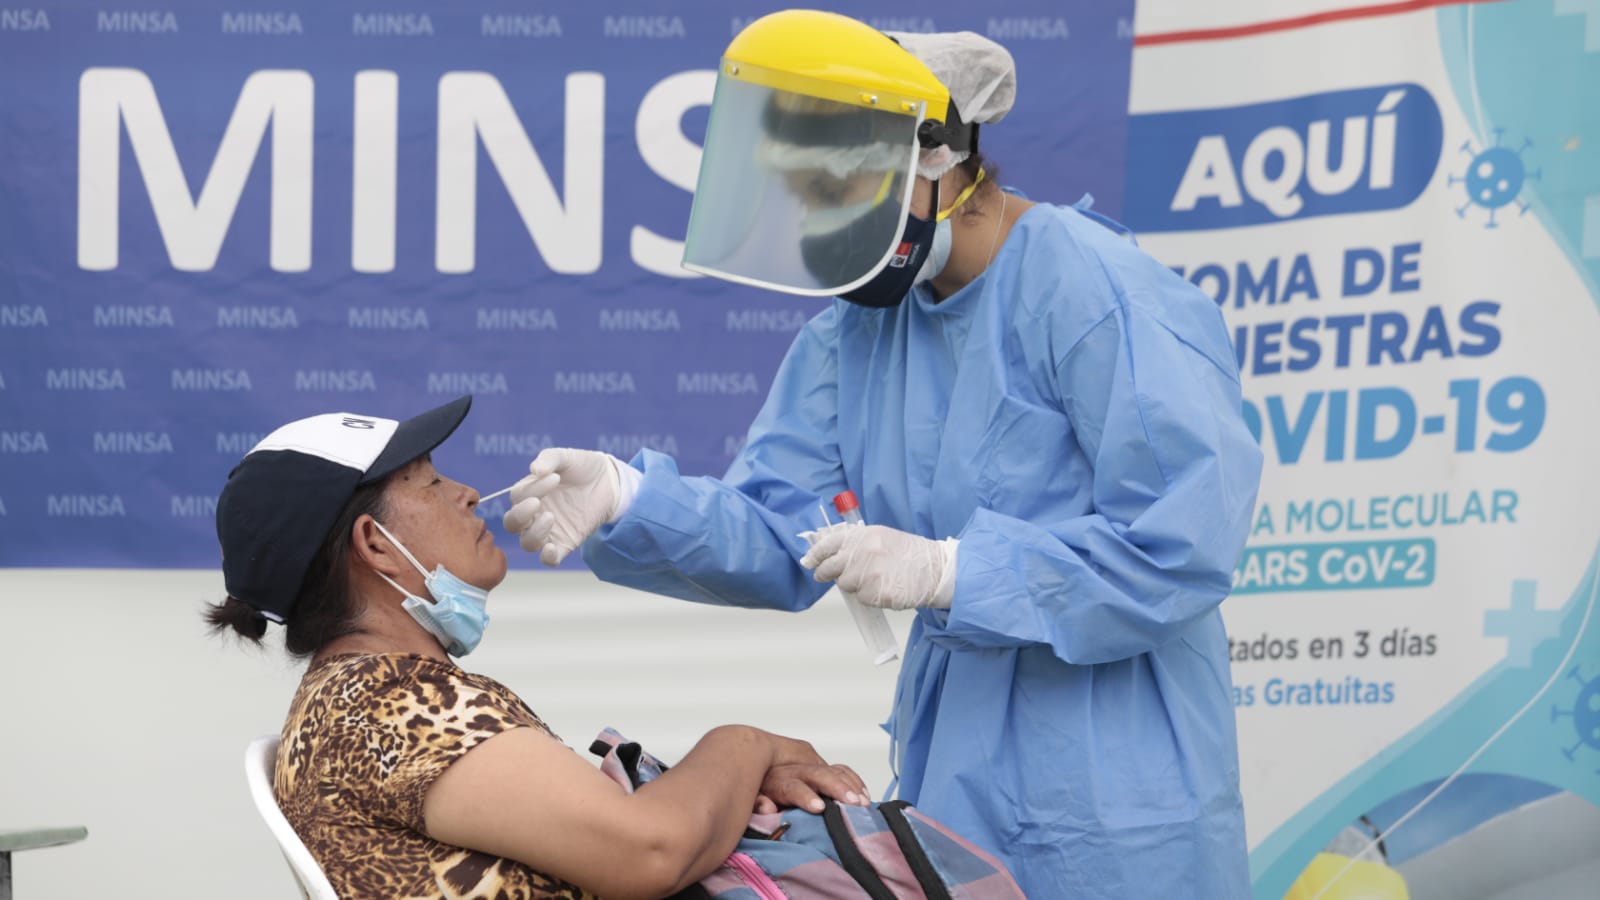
xmin=207 ymin=396 xmax=868 ymax=900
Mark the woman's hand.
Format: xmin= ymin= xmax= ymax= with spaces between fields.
xmin=748 ymin=730 xmax=871 ymax=814
xmin=754 ymin=762 xmax=871 ymax=814
xmin=762 ymin=732 xmax=842 ymax=769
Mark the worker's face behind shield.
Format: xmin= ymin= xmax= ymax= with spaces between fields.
xmin=682 ymin=76 xmax=919 ymax=296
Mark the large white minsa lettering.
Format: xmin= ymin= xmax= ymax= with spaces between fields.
xmin=79 ymin=67 xmax=722 ymax=277
xmin=1170 ymin=88 xmax=1406 ymax=218
xmin=435 ymin=71 xmax=604 ymax=274
xmin=78 ymin=68 xmax=312 ymax=271
xmin=630 ymin=69 xmax=713 ymax=278
xmin=352 ymin=70 xmax=399 ymax=273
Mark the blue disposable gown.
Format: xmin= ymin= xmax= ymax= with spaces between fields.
xmin=584 ymin=203 xmax=1262 ymax=898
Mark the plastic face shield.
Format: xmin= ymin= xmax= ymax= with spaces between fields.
xmin=682 ymin=72 xmax=922 ymax=296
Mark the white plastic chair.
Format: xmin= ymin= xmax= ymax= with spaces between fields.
xmin=244 ymin=735 xmax=340 ymax=900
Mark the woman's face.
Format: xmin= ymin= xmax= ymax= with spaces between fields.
xmin=378 ymin=457 xmax=507 ymax=591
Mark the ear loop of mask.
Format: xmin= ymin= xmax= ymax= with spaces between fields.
xmin=869 ymin=169 xmax=895 ymax=207
xmin=371 ymin=519 xmax=434 ymax=602
xmin=933 ymin=167 xmax=985 ymax=222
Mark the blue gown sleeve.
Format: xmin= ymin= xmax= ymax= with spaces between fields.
xmin=945 ymin=242 xmax=1264 ymax=665
xmin=578 ymin=308 xmax=846 ymax=611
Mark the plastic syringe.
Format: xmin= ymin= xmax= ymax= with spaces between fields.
xmin=832 ymin=490 xmax=901 ymax=666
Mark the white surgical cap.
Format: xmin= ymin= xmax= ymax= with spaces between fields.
xmin=888 ymin=30 xmax=1018 ymax=179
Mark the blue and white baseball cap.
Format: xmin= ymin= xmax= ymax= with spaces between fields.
xmin=216 ymin=396 xmax=472 ymax=622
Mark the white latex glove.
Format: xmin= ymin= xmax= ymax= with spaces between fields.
xmin=798 ymin=524 xmax=958 ymax=610
xmin=502 ymin=448 xmax=628 ymax=566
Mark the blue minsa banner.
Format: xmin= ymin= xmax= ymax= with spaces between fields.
xmin=0 ymin=1 xmax=1133 ymax=567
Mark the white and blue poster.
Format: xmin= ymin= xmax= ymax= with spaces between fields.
xmin=2 ymin=1 xmax=1597 ymax=897
xmin=1127 ymin=1 xmax=1600 ymax=897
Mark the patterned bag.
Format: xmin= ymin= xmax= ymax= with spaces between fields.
xmin=590 ymin=729 xmax=1027 ymax=899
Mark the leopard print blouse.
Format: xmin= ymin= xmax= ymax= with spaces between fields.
xmin=275 ymin=653 xmax=602 ymax=900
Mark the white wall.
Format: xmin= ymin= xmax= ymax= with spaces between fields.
xmin=0 ymin=568 xmax=910 ymax=900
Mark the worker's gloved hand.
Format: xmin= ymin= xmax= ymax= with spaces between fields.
xmin=502 ymin=448 xmax=627 ymax=567
xmin=799 ymin=524 xmax=958 ymax=610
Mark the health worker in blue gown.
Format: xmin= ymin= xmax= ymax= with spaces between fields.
xmin=503 ymin=11 xmax=1263 ymax=899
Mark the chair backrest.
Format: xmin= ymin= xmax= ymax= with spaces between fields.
xmin=244 ymin=735 xmax=340 ymax=900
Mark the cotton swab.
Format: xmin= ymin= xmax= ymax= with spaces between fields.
xmin=479 ymin=484 xmax=516 ymax=503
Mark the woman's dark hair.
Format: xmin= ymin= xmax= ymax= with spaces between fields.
xmin=205 ymin=478 xmax=391 ymax=658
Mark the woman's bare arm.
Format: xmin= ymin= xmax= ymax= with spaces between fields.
xmin=423 ymin=724 xmax=864 ymax=899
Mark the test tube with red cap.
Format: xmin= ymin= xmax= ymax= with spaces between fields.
xmin=832 ymin=490 xmax=901 ymax=666
xmin=834 ymin=490 xmax=865 ymax=525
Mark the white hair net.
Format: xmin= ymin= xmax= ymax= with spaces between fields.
xmin=888 ymin=30 xmax=1017 ymax=179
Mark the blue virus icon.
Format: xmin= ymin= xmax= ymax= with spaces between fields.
xmin=1552 ymin=665 xmax=1600 ymax=772
xmin=1450 ymin=129 xmax=1540 ymax=228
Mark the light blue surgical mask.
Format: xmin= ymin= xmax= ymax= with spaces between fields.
xmin=372 ymin=520 xmax=490 ymax=657
xmin=911 ymin=168 xmax=984 ymax=290
xmin=914 ymin=217 xmax=952 ymax=286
